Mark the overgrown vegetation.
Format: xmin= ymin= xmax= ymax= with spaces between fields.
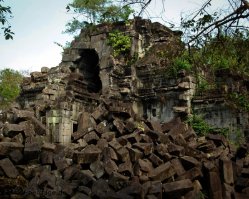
xmin=64 ymin=0 xmax=133 ymax=35
xmin=229 ymin=92 xmax=249 ymax=112
xmin=0 ymin=68 xmax=23 ymax=109
xmin=62 ymin=0 xmax=249 ymax=143
xmin=186 ymin=114 xmax=213 ymax=136
xmin=168 ymin=51 xmax=192 ymax=77
xmin=107 ymin=30 xmax=131 ymax=58
xmin=185 ymin=113 xmax=246 ymax=146
xmin=197 ymin=32 xmax=249 ymax=73
xmin=162 ymin=30 xmax=249 ymax=95
xmin=186 ymin=114 xmax=229 ymax=137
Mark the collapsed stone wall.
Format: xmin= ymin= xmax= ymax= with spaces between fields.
xmin=16 ymin=17 xmax=188 ymax=144
xmin=192 ymin=69 xmax=249 ymax=140
xmin=0 ymin=17 xmax=249 ymax=199
xmin=0 ymin=102 xmax=249 ymax=199
xmin=16 ymin=17 xmax=249 ymax=144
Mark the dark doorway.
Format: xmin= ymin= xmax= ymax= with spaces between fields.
xmin=74 ymin=49 xmax=102 ymax=93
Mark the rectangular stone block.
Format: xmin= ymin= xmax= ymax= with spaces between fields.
xmin=73 ymin=145 xmax=101 ymax=164
xmin=222 ymin=159 xmax=234 ymax=185
xmin=0 ymin=158 xmax=19 ymax=178
xmin=162 ymin=179 xmax=193 ymax=198
xmin=149 ymin=162 xmax=175 ymax=182
xmin=0 ymin=142 xmax=24 ymax=157
xmin=208 ymin=171 xmax=223 ymax=199
xmin=149 ymin=153 xmax=163 ymax=167
xmin=24 ymin=142 xmax=41 ymax=161
xmin=133 ymin=143 xmax=153 ymax=156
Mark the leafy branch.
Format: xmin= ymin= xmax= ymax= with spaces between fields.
xmin=0 ymin=0 xmax=14 ymax=40
xmin=182 ymin=0 xmax=249 ymax=45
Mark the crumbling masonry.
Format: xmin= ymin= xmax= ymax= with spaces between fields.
xmin=18 ymin=17 xmax=249 ymax=144
xmin=0 ymin=18 xmax=249 ymax=199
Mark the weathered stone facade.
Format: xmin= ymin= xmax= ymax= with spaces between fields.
xmin=1 ymin=18 xmax=249 ymax=199
xmin=18 ymin=17 xmax=249 ymax=144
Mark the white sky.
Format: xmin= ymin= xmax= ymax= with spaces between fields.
xmin=0 ymin=0 xmax=226 ymax=72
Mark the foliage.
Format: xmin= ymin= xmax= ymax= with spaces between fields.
xmin=54 ymin=41 xmax=72 ymax=51
xmin=196 ymin=74 xmax=211 ymax=94
xmin=127 ymin=52 xmax=139 ymax=66
xmin=119 ymin=0 xmax=249 ymax=45
xmin=107 ymin=30 xmax=131 ymax=57
xmin=0 ymin=69 xmax=23 ymax=109
xmin=168 ymin=51 xmax=192 ymax=76
xmin=64 ymin=0 xmax=249 ymax=44
xmin=173 ymin=57 xmax=192 ymax=71
xmin=229 ymin=129 xmax=244 ymax=147
xmin=229 ymin=92 xmax=249 ymax=112
xmin=0 ymin=0 xmax=14 ymax=39
xmin=65 ymin=0 xmax=134 ymax=35
xmin=186 ymin=114 xmax=229 ymax=137
xmin=64 ymin=19 xmax=91 ymax=35
xmin=197 ymin=191 xmax=208 ymax=199
xmin=200 ymin=32 xmax=249 ymax=72
xmin=167 ymin=31 xmax=249 ymax=85
xmin=181 ymin=0 xmax=249 ymax=45
xmin=186 ymin=114 xmax=213 ymax=136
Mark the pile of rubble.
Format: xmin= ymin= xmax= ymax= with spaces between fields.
xmin=0 ymin=101 xmax=249 ymax=199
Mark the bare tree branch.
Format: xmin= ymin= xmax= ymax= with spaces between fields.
xmin=187 ymin=1 xmax=249 ymax=44
xmin=138 ymin=0 xmax=152 ymax=15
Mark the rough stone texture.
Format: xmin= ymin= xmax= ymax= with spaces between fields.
xmin=148 ymin=162 xmax=175 ymax=181
xmin=0 ymin=158 xmax=19 ymax=178
xmin=162 ymin=179 xmax=193 ymax=198
xmin=10 ymin=17 xmax=249 ymax=146
xmin=0 ymin=18 xmax=249 ymax=199
xmin=0 ymin=108 xmax=249 ymax=198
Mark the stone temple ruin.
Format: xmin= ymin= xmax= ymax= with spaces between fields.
xmin=1 ymin=18 xmax=249 ymax=198
xmin=17 ymin=17 xmax=249 ymax=144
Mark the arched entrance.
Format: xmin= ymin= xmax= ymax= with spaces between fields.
xmin=74 ymin=49 xmax=102 ymax=93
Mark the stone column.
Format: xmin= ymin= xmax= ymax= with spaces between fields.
xmin=46 ymin=110 xmax=72 ymax=144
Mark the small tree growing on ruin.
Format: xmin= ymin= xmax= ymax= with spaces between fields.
xmin=64 ymin=0 xmax=134 ymax=35
xmin=0 ymin=68 xmax=23 ymax=109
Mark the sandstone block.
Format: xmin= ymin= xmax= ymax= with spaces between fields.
xmin=162 ymin=179 xmax=193 ymax=198
xmin=222 ymin=159 xmax=234 ymax=185
xmin=24 ymin=142 xmax=41 ymax=161
xmin=149 ymin=162 xmax=175 ymax=182
xmin=0 ymin=158 xmax=19 ymax=178
xmin=104 ymin=159 xmax=118 ymax=175
xmin=128 ymin=147 xmax=143 ymax=163
xmin=149 ymin=153 xmax=163 ymax=167
xmin=73 ymin=145 xmax=101 ymax=164
xmin=133 ymin=143 xmax=153 ymax=156
xmin=109 ymin=172 xmax=129 ymax=191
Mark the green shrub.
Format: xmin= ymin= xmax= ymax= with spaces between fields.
xmin=186 ymin=114 xmax=213 ymax=136
xmin=229 ymin=93 xmax=249 ymax=112
xmin=0 ymin=68 xmax=23 ymax=109
xmin=173 ymin=57 xmax=192 ymax=71
xmin=107 ymin=30 xmax=131 ymax=58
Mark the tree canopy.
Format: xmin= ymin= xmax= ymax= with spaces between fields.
xmin=65 ymin=0 xmax=249 ymax=45
xmin=64 ymin=0 xmax=249 ymax=76
xmin=64 ymin=0 xmax=134 ymax=35
xmin=119 ymin=0 xmax=249 ymax=46
xmin=0 ymin=68 xmax=23 ymax=109
xmin=0 ymin=0 xmax=14 ymax=39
